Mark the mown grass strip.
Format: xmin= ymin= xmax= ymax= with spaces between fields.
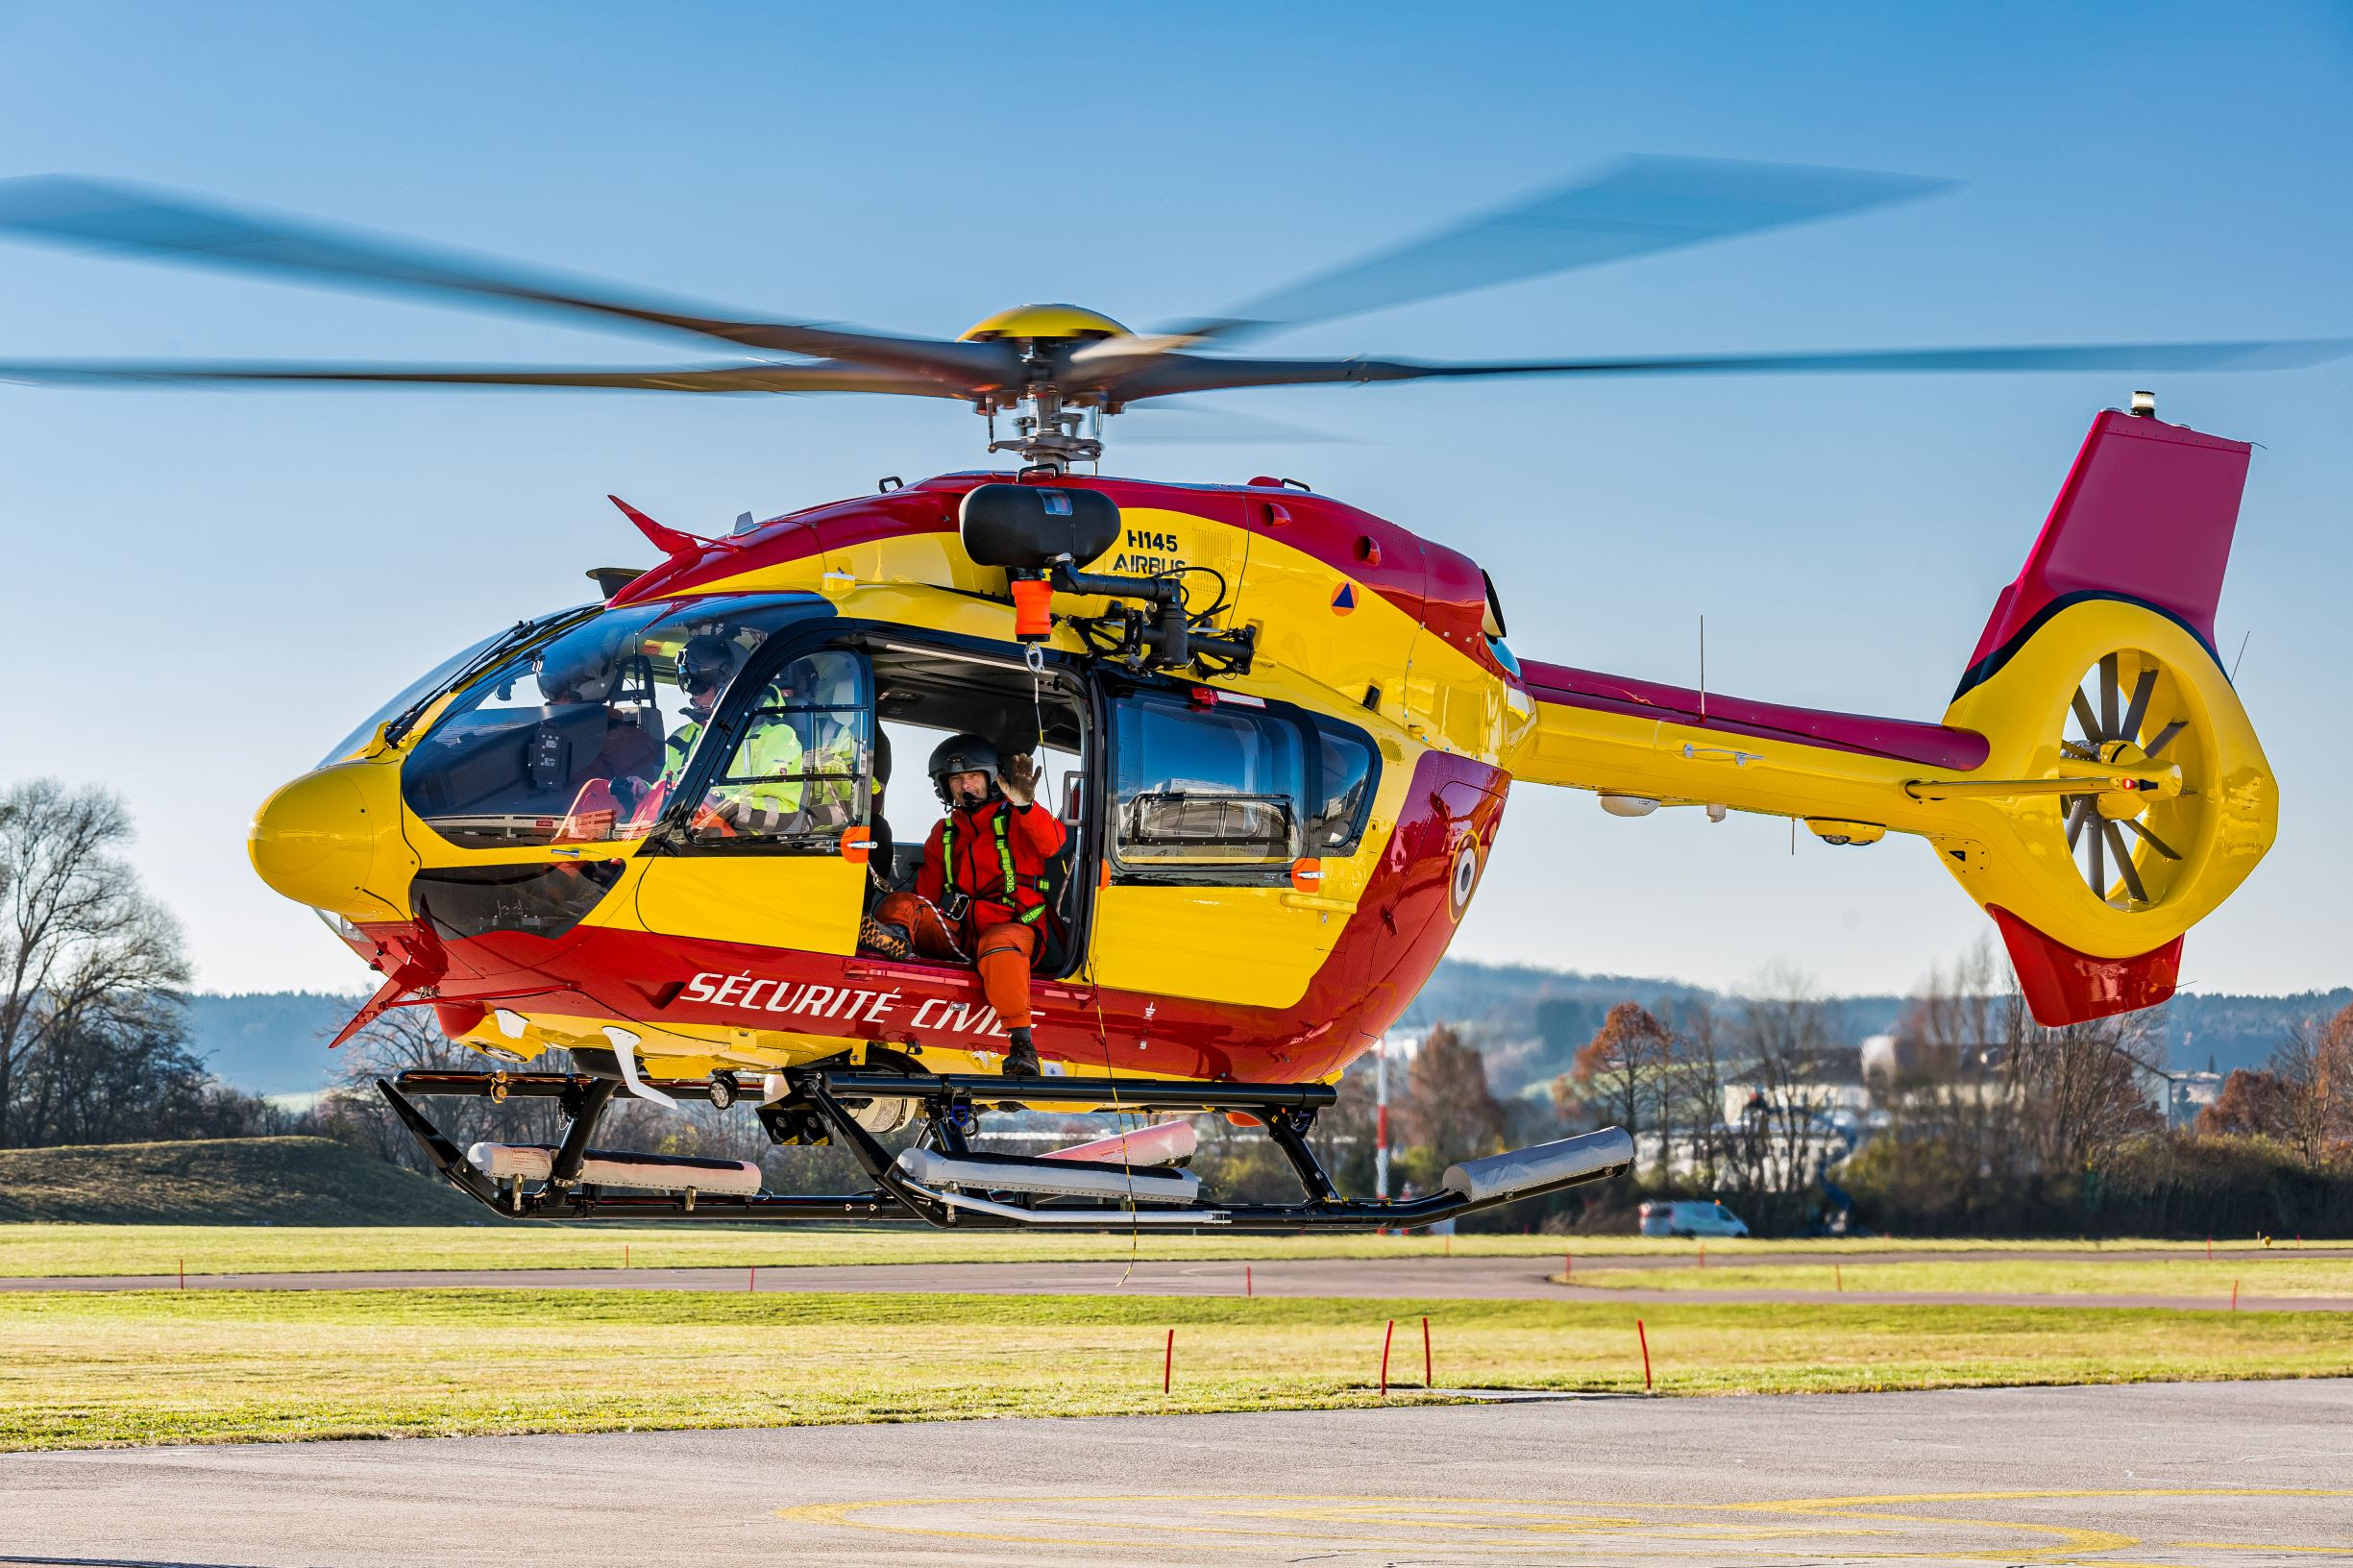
xmin=0 ymin=1224 xmax=2328 ymax=1280
xmin=4 ymin=1288 xmax=2346 ymax=1451
xmin=1568 ymin=1258 xmax=2353 ymax=1299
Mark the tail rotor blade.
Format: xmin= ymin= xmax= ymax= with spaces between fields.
xmin=2064 ymin=796 xmax=2095 ymax=849
xmin=2071 ymin=689 xmax=2104 ymax=745
xmin=2103 ymin=821 xmax=2148 ymax=904
xmin=2123 ymin=817 xmax=2183 ymax=862
xmin=2088 ymin=814 xmax=2106 ymax=898
xmin=2143 ymin=719 xmax=2188 ymax=759
xmin=2099 ymin=653 xmax=2120 ymax=741
xmin=2120 ymin=666 xmax=2157 ymax=747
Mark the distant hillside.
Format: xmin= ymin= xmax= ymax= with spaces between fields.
xmin=0 ymin=1137 xmax=482 ymax=1224
xmin=185 ymin=992 xmax=360 ymax=1095
xmin=1402 ymin=958 xmax=2346 ymax=1091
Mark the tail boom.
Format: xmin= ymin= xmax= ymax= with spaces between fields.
xmin=1503 ymin=406 xmax=2276 ymax=1025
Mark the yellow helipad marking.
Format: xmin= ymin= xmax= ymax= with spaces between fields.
xmin=778 ymin=1485 xmax=2353 ymax=1559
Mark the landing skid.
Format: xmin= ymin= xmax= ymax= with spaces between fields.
xmin=379 ymin=1066 xmax=1631 ymax=1234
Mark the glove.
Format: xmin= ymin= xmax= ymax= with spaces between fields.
xmin=999 ymin=752 xmax=1041 ymax=807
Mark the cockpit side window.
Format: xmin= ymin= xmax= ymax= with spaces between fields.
xmin=679 ymin=649 xmax=873 ymax=851
xmin=401 ymin=596 xmax=813 ymax=849
xmin=1109 ymin=690 xmax=1308 ymax=879
xmin=1309 ymin=720 xmax=1378 ymax=855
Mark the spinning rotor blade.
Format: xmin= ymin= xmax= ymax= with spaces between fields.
xmin=1174 ymin=156 xmax=1952 ymax=346
xmin=1103 ymin=338 xmax=2353 ymax=402
xmin=0 ymin=358 xmax=963 ymax=395
xmin=0 ymin=177 xmax=1017 ymax=387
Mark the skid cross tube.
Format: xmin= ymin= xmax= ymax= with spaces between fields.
xmin=385 ymin=1066 xmax=1628 ymax=1230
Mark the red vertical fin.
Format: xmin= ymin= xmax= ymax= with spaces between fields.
xmin=1962 ymin=411 xmax=2251 ymax=683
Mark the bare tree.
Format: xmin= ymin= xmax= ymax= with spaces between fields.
xmin=1404 ymin=1021 xmax=1507 ymax=1171
xmin=2270 ymin=1003 xmax=2353 ymax=1165
xmin=318 ymin=1007 xmax=568 ymax=1172
xmin=1561 ymin=1002 xmax=1666 ymax=1155
xmin=0 ymin=780 xmax=190 ymax=1147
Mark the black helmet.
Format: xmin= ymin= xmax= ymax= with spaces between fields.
xmin=676 ymin=634 xmax=743 ymax=706
xmin=928 ymin=732 xmax=1000 ymax=806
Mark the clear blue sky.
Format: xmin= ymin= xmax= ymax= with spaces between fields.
xmin=3 ymin=2 xmax=2347 ymax=999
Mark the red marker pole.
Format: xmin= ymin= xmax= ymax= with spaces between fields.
xmin=624 ymin=1243 xmax=629 ymax=1269
xmin=1699 ymin=1242 xmax=1705 ymax=1269
xmin=178 ymin=1257 xmax=184 ymax=1290
xmin=1380 ymin=1319 xmax=1395 ymax=1396
xmin=1637 ymin=1319 xmax=1654 ymax=1392
xmin=748 ymin=1265 xmax=756 ymax=1294
xmin=1245 ymin=1264 xmax=1253 ymax=1298
xmin=1422 ymin=1315 xmax=1433 ymax=1388
xmin=1565 ymin=1251 xmax=1573 ymax=1281
xmin=2207 ymin=1237 xmax=2213 ymax=1262
xmin=2232 ymin=1279 xmax=2240 ymax=1311
xmin=1164 ymin=1328 xmax=1174 ymax=1394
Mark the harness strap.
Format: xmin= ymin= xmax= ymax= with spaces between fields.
xmin=944 ymin=808 xmax=1049 ymax=919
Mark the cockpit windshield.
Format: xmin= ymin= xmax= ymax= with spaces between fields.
xmin=316 ymin=611 xmax=584 ymax=769
xmin=401 ymin=595 xmax=817 ymax=848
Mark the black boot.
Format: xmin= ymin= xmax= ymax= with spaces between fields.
xmin=1002 ymin=1027 xmax=1041 ymax=1078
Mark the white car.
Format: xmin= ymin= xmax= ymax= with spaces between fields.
xmin=1638 ymin=1199 xmax=1750 ymax=1238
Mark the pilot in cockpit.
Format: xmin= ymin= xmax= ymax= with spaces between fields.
xmin=669 ymin=633 xmax=806 ymax=833
xmin=533 ymin=637 xmax=662 ymax=808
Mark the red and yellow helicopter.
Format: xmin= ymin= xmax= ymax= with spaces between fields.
xmin=0 ymin=158 xmax=2322 ymax=1230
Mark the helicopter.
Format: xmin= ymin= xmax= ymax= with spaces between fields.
xmin=0 ymin=157 xmax=2318 ymax=1231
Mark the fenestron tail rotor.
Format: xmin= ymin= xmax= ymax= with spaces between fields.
xmin=2061 ymin=651 xmax=2194 ymax=910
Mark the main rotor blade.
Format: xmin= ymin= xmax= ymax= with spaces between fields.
xmin=0 ymin=177 xmax=1017 ymax=386
xmin=0 ymin=358 xmax=964 ymax=395
xmin=1179 ymin=156 xmax=1952 ymax=346
xmin=1103 ymin=338 xmax=2353 ymax=401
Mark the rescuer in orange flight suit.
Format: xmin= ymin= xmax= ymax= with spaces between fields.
xmin=873 ymin=732 xmax=1065 ymax=1076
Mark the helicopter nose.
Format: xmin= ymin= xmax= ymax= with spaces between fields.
xmin=248 ymin=762 xmax=416 ymax=919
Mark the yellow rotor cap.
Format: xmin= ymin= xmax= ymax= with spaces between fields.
xmin=959 ymin=304 xmax=1132 ymax=343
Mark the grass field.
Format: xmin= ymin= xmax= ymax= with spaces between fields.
xmin=4 ymin=1287 xmax=2346 ymax=1451
xmin=1569 ymin=1257 xmax=2353 ymax=1298
xmin=0 ymin=1224 xmax=2327 ymax=1279
xmin=0 ymin=1139 xmax=478 ymax=1225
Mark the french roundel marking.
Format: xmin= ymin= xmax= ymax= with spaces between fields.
xmin=1448 ymin=833 xmax=1482 ymax=919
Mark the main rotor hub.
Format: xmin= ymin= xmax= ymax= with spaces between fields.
xmin=958 ymin=304 xmax=1132 ymax=344
xmin=961 ymin=307 xmax=1132 ymax=472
